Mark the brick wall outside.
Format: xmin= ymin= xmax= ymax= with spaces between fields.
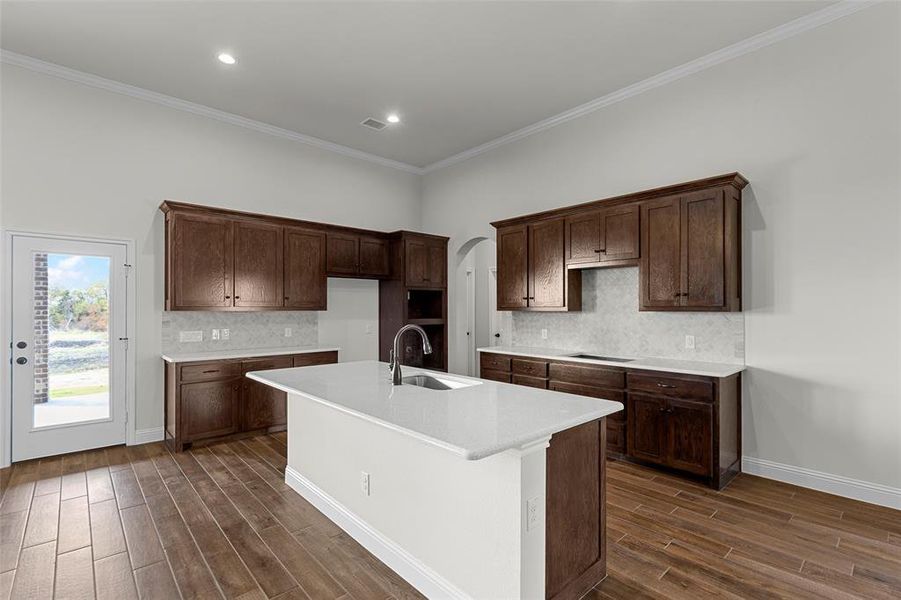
xmin=33 ymin=253 xmax=49 ymax=404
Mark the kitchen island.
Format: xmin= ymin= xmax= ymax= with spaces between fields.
xmin=247 ymin=360 xmax=623 ymax=600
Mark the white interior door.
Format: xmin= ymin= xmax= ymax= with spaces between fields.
xmin=10 ymin=234 xmax=129 ymax=461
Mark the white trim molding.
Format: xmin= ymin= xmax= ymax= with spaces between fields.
xmin=742 ymin=456 xmax=901 ymax=510
xmin=0 ymin=1 xmax=876 ymax=177
xmin=0 ymin=50 xmax=423 ymax=175
xmin=421 ymin=0 xmax=878 ymax=173
xmin=132 ymin=427 xmax=165 ymax=445
xmin=285 ymin=466 xmax=472 ymax=600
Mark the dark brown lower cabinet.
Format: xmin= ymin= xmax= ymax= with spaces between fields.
xmin=480 ymin=351 xmax=741 ymax=489
xmin=165 ymin=351 xmax=338 ymax=452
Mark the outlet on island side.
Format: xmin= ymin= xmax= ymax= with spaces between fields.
xmin=285 ymin=327 xmax=292 ymax=337
xmin=541 ymin=328 xmax=548 ymax=340
xmin=685 ymin=335 xmax=695 ymax=350
xmin=361 ymin=471 xmax=371 ymax=496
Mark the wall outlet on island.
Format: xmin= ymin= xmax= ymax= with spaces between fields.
xmin=284 ymin=327 xmax=292 ymax=338
xmin=541 ymin=328 xmax=548 ymax=340
xmin=360 ymin=471 xmax=371 ymax=496
xmin=685 ymin=335 xmax=695 ymax=350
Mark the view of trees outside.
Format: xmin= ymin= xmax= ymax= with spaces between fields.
xmin=37 ymin=254 xmax=111 ymax=427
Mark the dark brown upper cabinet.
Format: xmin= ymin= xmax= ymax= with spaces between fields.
xmin=405 ymin=235 xmax=446 ymax=288
xmin=496 ymin=220 xmax=581 ymax=311
xmin=640 ymin=186 xmax=740 ymax=311
xmin=169 ymin=212 xmax=234 ymax=310
xmin=234 ymin=221 xmax=283 ymax=308
xmin=565 ymin=204 xmax=639 ymax=267
xmin=284 ymin=228 xmax=327 ymax=310
xmin=326 ymin=232 xmax=389 ymax=278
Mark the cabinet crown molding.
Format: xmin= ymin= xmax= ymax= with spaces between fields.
xmin=490 ymin=172 xmax=748 ymax=229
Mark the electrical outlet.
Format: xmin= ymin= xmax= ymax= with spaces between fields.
xmin=179 ymin=330 xmax=203 ymax=343
xmin=685 ymin=335 xmax=695 ymax=350
xmin=211 ymin=329 xmax=220 ymax=341
xmin=365 ymin=323 xmax=374 ymax=335
xmin=284 ymin=327 xmax=292 ymax=338
xmin=541 ymin=328 xmax=548 ymax=340
xmin=360 ymin=472 xmax=371 ymax=496
xmin=526 ymin=497 xmax=540 ymax=532
xmin=221 ymin=329 xmax=229 ymax=340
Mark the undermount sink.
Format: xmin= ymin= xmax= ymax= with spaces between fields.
xmin=567 ymin=353 xmax=634 ymax=363
xmin=401 ymin=373 xmax=481 ymax=390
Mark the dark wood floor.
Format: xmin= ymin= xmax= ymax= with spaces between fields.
xmin=0 ymin=433 xmax=899 ymax=600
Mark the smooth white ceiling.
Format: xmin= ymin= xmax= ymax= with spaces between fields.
xmin=1 ymin=1 xmax=833 ymax=168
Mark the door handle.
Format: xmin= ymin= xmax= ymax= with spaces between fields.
xmin=16 ymin=357 xmax=27 ymax=365
xmin=494 ymin=333 xmax=500 ymax=338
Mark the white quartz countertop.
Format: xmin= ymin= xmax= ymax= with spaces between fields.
xmin=478 ymin=345 xmax=745 ymax=378
xmin=247 ymin=360 xmax=623 ymax=460
xmin=161 ymin=345 xmax=339 ymax=364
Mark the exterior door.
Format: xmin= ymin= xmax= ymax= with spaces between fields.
xmin=496 ymin=225 xmax=528 ymax=310
xmin=528 ymin=218 xmax=565 ymax=308
xmin=11 ymin=234 xmax=129 ymax=461
xmin=640 ymin=196 xmax=682 ymax=309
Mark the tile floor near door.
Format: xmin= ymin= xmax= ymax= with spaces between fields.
xmin=0 ymin=433 xmax=899 ymax=600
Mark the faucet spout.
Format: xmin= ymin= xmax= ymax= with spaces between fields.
xmin=389 ymin=324 xmax=433 ymax=385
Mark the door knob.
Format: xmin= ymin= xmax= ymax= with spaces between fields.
xmin=494 ymin=333 xmax=500 ymax=338
xmin=16 ymin=341 xmax=26 ymax=349
xmin=16 ymin=357 xmax=27 ymax=365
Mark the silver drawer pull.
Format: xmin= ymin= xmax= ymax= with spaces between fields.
xmin=202 ymin=369 xmax=220 ymax=374
xmin=656 ymin=383 xmax=676 ymax=388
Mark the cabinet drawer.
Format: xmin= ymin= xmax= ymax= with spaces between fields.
xmin=512 ymin=359 xmax=548 ymax=378
xmin=480 ymin=353 xmax=511 ymax=373
xmin=548 ymin=381 xmax=625 ymax=420
xmin=481 ymin=368 xmax=511 ymax=383
xmin=627 ymin=372 xmax=714 ymax=401
xmin=549 ymin=362 xmax=624 ymax=389
xmin=180 ymin=361 xmax=241 ymax=383
xmin=293 ymin=351 xmax=339 ymax=367
xmin=512 ymin=374 xmax=548 ymax=389
xmin=242 ymin=356 xmax=293 ymax=373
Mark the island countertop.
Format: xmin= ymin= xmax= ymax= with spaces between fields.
xmin=247 ymin=360 xmax=623 ymax=460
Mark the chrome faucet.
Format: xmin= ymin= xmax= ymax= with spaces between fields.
xmin=389 ymin=324 xmax=433 ymax=385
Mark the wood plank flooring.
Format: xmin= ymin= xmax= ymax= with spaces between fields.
xmin=1 ymin=433 xmax=899 ymax=599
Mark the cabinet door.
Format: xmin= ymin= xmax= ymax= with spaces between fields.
xmin=404 ymin=239 xmax=428 ymax=286
xmin=497 ymin=225 xmax=529 ymax=309
xmin=528 ymin=218 xmax=566 ymax=308
xmin=640 ymin=196 xmax=681 ymax=309
xmin=599 ymin=204 xmax=640 ymax=262
xmin=234 ymin=221 xmax=283 ymax=308
xmin=627 ymin=393 xmax=667 ymax=465
xmin=426 ymin=241 xmax=447 ymax=287
xmin=359 ymin=236 xmax=389 ymax=278
xmin=326 ymin=233 xmax=359 ymax=275
xmin=242 ymin=356 xmax=293 ymax=430
xmin=666 ymin=399 xmax=713 ymax=476
xmin=171 ymin=213 xmax=234 ymax=308
xmin=565 ymin=211 xmax=601 ymax=265
xmin=180 ymin=379 xmax=240 ymax=441
xmin=682 ymin=190 xmax=725 ymax=308
xmin=284 ymin=228 xmax=327 ymax=310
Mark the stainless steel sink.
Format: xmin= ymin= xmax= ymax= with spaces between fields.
xmin=567 ymin=354 xmax=634 ymax=363
xmin=401 ymin=373 xmax=482 ymax=390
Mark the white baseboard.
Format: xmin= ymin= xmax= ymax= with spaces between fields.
xmin=742 ymin=456 xmax=901 ymax=510
xmin=284 ymin=466 xmax=471 ymax=600
xmin=132 ymin=427 xmax=165 ymax=445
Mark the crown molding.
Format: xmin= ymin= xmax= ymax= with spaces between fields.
xmin=0 ymin=50 xmax=425 ymax=175
xmin=421 ymin=0 xmax=879 ymax=174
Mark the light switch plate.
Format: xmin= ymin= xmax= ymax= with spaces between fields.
xmin=541 ymin=329 xmax=548 ymax=340
xmin=361 ymin=472 xmax=371 ymax=496
xmin=526 ymin=497 xmax=540 ymax=532
xmin=179 ymin=330 xmax=203 ymax=343
xmin=211 ymin=329 xmax=220 ymax=341
xmin=221 ymin=329 xmax=230 ymax=340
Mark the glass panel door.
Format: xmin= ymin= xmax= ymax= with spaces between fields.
xmin=11 ymin=235 xmax=129 ymax=462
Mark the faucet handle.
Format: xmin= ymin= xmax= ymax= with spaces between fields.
xmin=388 ymin=348 xmax=395 ymax=371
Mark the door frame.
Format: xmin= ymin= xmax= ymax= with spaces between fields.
xmin=1 ymin=230 xmax=137 ymax=467
xmin=465 ymin=267 xmax=475 ymax=376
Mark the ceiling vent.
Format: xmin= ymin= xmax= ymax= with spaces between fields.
xmin=360 ymin=117 xmax=387 ymax=131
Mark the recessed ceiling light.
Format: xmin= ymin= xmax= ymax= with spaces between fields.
xmin=386 ymin=113 xmax=400 ymax=124
xmin=217 ymin=53 xmax=236 ymax=65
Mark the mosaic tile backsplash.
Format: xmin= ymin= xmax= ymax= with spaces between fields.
xmin=162 ymin=311 xmax=318 ymax=354
xmin=512 ymin=267 xmax=745 ymax=364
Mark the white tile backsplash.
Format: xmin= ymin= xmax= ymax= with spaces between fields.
xmin=512 ymin=267 xmax=744 ymax=364
xmin=162 ymin=311 xmax=318 ymax=354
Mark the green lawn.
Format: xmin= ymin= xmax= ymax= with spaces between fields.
xmin=50 ymin=384 xmax=109 ymax=398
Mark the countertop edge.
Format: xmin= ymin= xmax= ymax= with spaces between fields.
xmin=162 ymin=346 xmax=341 ymax=363
xmin=246 ymin=370 xmax=623 ymax=461
xmin=477 ymin=346 xmax=745 ymax=378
